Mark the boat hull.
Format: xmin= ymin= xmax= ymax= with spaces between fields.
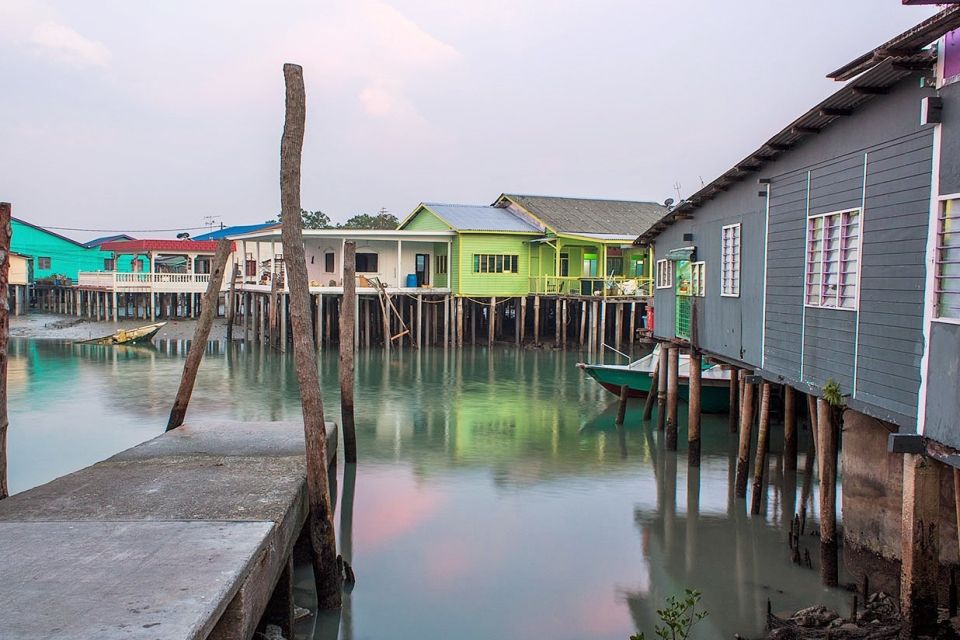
xmin=81 ymin=322 xmax=167 ymax=346
xmin=582 ymin=364 xmax=729 ymax=413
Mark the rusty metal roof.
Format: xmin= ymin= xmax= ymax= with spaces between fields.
xmin=828 ymin=5 xmax=960 ymax=80
xmin=634 ymin=53 xmax=936 ymax=246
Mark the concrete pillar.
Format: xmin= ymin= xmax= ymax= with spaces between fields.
xmin=900 ymin=454 xmax=940 ymax=638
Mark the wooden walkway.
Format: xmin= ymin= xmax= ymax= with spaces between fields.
xmin=0 ymin=420 xmax=337 ymax=640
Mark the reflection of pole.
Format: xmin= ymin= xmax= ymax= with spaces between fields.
xmin=663 ymin=449 xmax=677 ymax=563
xmin=686 ymin=464 xmax=700 ymax=576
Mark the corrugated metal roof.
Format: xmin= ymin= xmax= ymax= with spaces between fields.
xmin=193 ymin=223 xmax=279 ymax=240
xmin=498 ymin=194 xmax=667 ymax=236
xmin=828 ymin=5 xmax=960 ymax=80
xmin=635 ymin=53 xmax=936 ymax=246
xmin=83 ymin=234 xmax=136 ymax=248
xmin=424 ymin=203 xmax=541 ymax=232
xmin=100 ymin=239 xmax=230 ymax=253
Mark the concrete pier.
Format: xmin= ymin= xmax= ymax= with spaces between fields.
xmin=0 ymin=420 xmax=337 ymax=640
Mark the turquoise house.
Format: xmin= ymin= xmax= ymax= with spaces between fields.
xmin=11 ymin=219 xmax=138 ymax=283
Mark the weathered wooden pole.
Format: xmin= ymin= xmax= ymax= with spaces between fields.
xmin=519 ymin=296 xmax=527 ymax=344
xmin=900 ymin=454 xmax=941 ymax=637
xmin=579 ymin=300 xmax=586 ymax=346
xmin=339 ymin=241 xmax=357 ymax=464
xmin=656 ymin=345 xmax=668 ymax=431
xmin=488 ymin=297 xmax=496 ymax=346
xmin=279 ymin=63 xmax=341 ymax=609
xmin=728 ymin=366 xmax=740 ymax=434
xmin=783 ymin=385 xmax=797 ymax=472
xmin=816 ymin=398 xmax=838 ymax=587
xmin=0 ymin=203 xmax=10 ymax=500
xmin=533 ymin=295 xmax=541 ymax=345
xmin=665 ymin=345 xmax=679 ymax=450
xmin=688 ymin=349 xmax=702 ymax=466
xmin=642 ymin=359 xmax=660 ymax=421
xmin=734 ymin=371 xmax=756 ymax=498
xmin=561 ymin=298 xmax=568 ymax=348
xmin=165 ymin=239 xmax=231 ymax=431
xmin=750 ymin=382 xmax=771 ymax=515
xmin=616 ymin=384 xmax=629 ymax=426
xmin=456 ymin=297 xmax=464 ymax=347
xmin=226 ymin=263 xmax=238 ymax=342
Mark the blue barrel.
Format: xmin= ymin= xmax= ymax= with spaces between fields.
xmin=406 ymin=274 xmax=418 ymax=288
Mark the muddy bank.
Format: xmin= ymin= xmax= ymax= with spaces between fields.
xmin=10 ymin=313 xmax=230 ymax=342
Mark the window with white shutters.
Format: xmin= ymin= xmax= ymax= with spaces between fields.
xmin=691 ymin=261 xmax=706 ymax=297
xmin=936 ymin=199 xmax=960 ymax=319
xmin=805 ymin=208 xmax=860 ymax=310
xmin=721 ymin=224 xmax=740 ymax=297
xmin=656 ymin=259 xmax=672 ymax=289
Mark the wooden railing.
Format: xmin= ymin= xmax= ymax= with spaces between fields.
xmin=528 ymin=275 xmax=653 ymax=297
xmin=77 ymin=271 xmax=223 ymax=292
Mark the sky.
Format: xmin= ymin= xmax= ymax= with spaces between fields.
xmin=0 ymin=0 xmax=941 ymax=240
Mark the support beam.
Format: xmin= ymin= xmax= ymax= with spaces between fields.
xmin=728 ymin=367 xmax=740 ymax=434
xmin=900 ymin=454 xmax=940 ymax=637
xmin=687 ymin=350 xmax=702 ymax=466
xmin=533 ymin=296 xmax=541 ymax=345
xmin=783 ymin=386 xmax=797 ymax=472
xmin=615 ymin=384 xmax=628 ymax=426
xmin=488 ymin=297 xmax=495 ymax=346
xmin=665 ymin=346 xmax=679 ymax=451
xmin=750 ymin=382 xmax=771 ymax=515
xmin=817 ymin=398 xmax=838 ymax=587
xmin=339 ymin=242 xmax=357 ymax=464
xmin=642 ymin=359 xmax=659 ymax=422
xmin=735 ymin=371 xmax=756 ymax=498
xmin=656 ymin=346 xmax=668 ymax=432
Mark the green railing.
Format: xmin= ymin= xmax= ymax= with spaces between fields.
xmin=528 ymin=276 xmax=653 ymax=297
xmin=676 ymin=295 xmax=691 ymax=340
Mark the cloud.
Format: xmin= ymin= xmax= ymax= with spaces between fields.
xmin=0 ymin=0 xmax=110 ymax=68
xmin=30 ymin=21 xmax=110 ymax=67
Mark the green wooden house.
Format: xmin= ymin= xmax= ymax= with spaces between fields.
xmin=11 ymin=219 xmax=138 ymax=283
xmin=399 ymin=195 xmax=665 ymax=297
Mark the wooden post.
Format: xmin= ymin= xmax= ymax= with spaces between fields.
xmin=279 ymin=63 xmax=341 ymax=609
xmin=750 ymin=382 xmax=771 ymax=514
xmin=817 ymin=398 xmax=838 ymax=587
xmin=616 ymin=384 xmax=629 ymax=426
xmin=456 ymin=297 xmax=463 ymax=347
xmin=688 ymin=349 xmax=702 ymax=466
xmin=901 ymin=454 xmax=941 ymax=637
xmin=417 ymin=294 xmax=423 ymax=348
xmin=735 ymin=371 xmax=756 ymax=498
xmin=0 ymin=203 xmax=10 ymax=500
xmin=339 ymin=242 xmax=357 ymax=464
xmin=533 ymin=295 xmax=540 ymax=345
xmin=614 ymin=302 xmax=622 ymax=351
xmin=280 ymin=294 xmax=288 ymax=352
xmin=561 ymin=298 xmax=567 ymax=348
xmin=112 ymin=291 xmax=118 ymax=323
xmin=728 ymin=367 xmax=740 ymax=434
xmin=656 ymin=345 xmax=668 ymax=431
xmin=519 ymin=296 xmax=526 ymax=345
xmin=488 ymin=297 xmax=495 ymax=346
xmin=226 ymin=263 xmax=238 ymax=342
xmin=590 ymin=299 xmax=598 ymax=354
xmin=783 ymin=386 xmax=797 ymax=472
xmin=599 ymin=300 xmax=607 ymax=352
xmin=444 ymin=295 xmax=450 ymax=347
xmin=166 ymin=239 xmax=231 ymax=431
xmin=642 ymin=359 xmax=659 ymax=421
xmin=666 ymin=346 xmax=679 ymax=451
xmin=629 ymin=301 xmax=636 ymax=346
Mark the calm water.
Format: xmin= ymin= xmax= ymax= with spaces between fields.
xmin=7 ymin=339 xmax=848 ymax=639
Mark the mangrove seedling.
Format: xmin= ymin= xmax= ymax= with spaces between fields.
xmin=630 ymin=588 xmax=709 ymax=640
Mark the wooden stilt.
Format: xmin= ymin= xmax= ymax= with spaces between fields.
xmin=614 ymin=302 xmax=622 ymax=352
xmin=688 ymin=349 xmax=702 ymax=466
xmin=417 ymin=294 xmax=423 ymax=348
xmin=616 ymin=384 xmax=629 ymax=426
xmin=533 ymin=295 xmax=540 ymax=345
xmin=629 ymin=301 xmax=636 ymax=347
xmin=656 ymin=345 xmax=668 ymax=431
xmin=554 ymin=298 xmax=560 ymax=345
xmin=0 ymin=202 xmax=9 ymax=500
xmin=166 ymin=239 xmax=232 ymax=431
xmin=280 ymin=294 xmax=288 ymax=352
xmin=728 ymin=367 xmax=740 ymax=434
xmin=226 ymin=264 xmax=238 ymax=342
xmin=735 ymin=371 xmax=756 ymax=498
xmin=456 ymin=297 xmax=463 ymax=347
xmin=750 ymin=382 xmax=771 ymax=514
xmin=519 ymin=296 xmax=526 ymax=345
xmin=488 ymin=297 xmax=495 ymax=346
xmin=900 ymin=453 xmax=940 ymax=637
xmin=470 ymin=299 xmax=476 ymax=345
xmin=642 ymin=359 xmax=660 ymax=421
xmin=816 ymin=398 xmax=838 ymax=587
xmin=599 ymin=300 xmax=607 ymax=353
xmin=561 ymin=298 xmax=567 ymax=348
xmin=579 ymin=300 xmax=586 ymax=347
xmin=279 ymin=63 xmax=341 ymax=609
xmin=784 ymin=386 xmax=797 ymax=472
xmin=666 ymin=345 xmax=679 ymax=451
xmin=339 ymin=242 xmax=357 ymax=464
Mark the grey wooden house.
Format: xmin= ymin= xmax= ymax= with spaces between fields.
xmin=635 ymin=6 xmax=960 ymax=634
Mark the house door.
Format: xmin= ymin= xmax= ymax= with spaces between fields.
xmin=415 ymin=253 xmax=429 ymax=286
xmin=675 ymin=260 xmax=692 ymax=340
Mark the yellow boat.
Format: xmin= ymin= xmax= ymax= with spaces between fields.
xmin=81 ymin=322 xmax=167 ymax=345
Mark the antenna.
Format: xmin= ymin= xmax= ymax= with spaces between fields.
xmin=202 ymin=215 xmax=221 ymax=232
xmin=673 ymin=182 xmax=682 ymax=201
xmin=378 ymin=207 xmax=388 ymax=217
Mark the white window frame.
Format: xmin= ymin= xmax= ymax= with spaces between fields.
xmin=935 ymin=197 xmax=960 ymax=320
xmin=804 ymin=207 xmax=861 ymax=311
xmin=691 ymin=261 xmax=706 ymax=297
xmin=721 ymin=223 xmax=741 ymax=297
xmin=655 ymin=259 xmax=672 ymax=289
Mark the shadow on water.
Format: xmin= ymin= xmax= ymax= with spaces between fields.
xmin=7 ymin=340 xmax=848 ymax=640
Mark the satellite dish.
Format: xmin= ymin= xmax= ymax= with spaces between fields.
xmin=664 ymin=198 xmax=675 ymax=207
xmin=177 ymin=232 xmax=191 ymax=240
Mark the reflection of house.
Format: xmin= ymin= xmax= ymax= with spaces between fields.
xmin=9 ymin=252 xmax=31 ymax=315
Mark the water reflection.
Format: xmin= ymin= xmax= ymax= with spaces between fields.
xmin=7 ymin=340 xmax=846 ymax=639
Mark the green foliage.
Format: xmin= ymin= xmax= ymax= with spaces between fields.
xmin=341 ymin=212 xmax=400 ymax=230
xmin=822 ymin=378 xmax=843 ymax=407
xmin=630 ymin=589 xmax=708 ymax=640
xmin=275 ymin=208 xmax=332 ymax=230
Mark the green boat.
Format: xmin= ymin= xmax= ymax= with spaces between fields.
xmin=577 ymin=346 xmax=731 ymax=413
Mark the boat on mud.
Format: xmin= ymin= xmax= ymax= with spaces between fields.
xmin=80 ymin=322 xmax=167 ymax=346
xmin=577 ymin=345 xmax=731 ymax=412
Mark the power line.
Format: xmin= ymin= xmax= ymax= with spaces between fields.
xmin=41 ymin=225 xmax=210 ymax=233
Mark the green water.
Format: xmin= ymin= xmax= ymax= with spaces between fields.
xmin=7 ymin=339 xmax=848 ymax=639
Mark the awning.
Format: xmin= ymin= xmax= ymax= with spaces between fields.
xmin=667 ymin=246 xmax=696 ymax=261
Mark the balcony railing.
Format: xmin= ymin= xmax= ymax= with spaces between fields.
xmin=528 ymin=275 xmax=653 ymax=297
xmin=77 ymin=271 xmax=223 ymax=292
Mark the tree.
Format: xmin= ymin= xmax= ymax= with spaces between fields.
xmin=340 ymin=212 xmax=400 ymax=230
xmin=275 ymin=208 xmax=332 ymax=229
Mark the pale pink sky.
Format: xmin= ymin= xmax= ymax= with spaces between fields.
xmin=0 ymin=0 xmax=939 ymax=240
